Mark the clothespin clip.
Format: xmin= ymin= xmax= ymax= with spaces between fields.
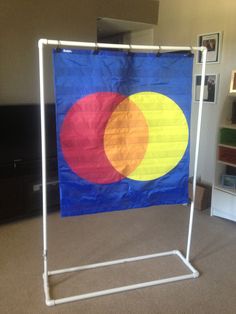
xmin=56 ymin=40 xmax=62 ymax=53
xmin=127 ymin=44 xmax=132 ymax=56
xmin=156 ymin=46 xmax=161 ymax=57
xmin=188 ymin=46 xmax=194 ymax=57
xmin=93 ymin=42 xmax=99 ymax=54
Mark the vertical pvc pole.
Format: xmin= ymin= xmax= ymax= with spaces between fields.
xmin=186 ymin=47 xmax=207 ymax=261
xmin=38 ymin=39 xmax=51 ymax=303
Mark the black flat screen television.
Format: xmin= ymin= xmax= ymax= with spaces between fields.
xmin=0 ymin=104 xmax=57 ymax=165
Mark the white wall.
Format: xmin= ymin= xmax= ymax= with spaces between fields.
xmin=0 ymin=0 xmax=96 ymax=104
xmin=0 ymin=0 xmax=158 ymax=104
xmin=154 ymin=0 xmax=236 ymax=184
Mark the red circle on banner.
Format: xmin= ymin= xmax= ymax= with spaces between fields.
xmin=60 ymin=92 xmax=127 ymax=184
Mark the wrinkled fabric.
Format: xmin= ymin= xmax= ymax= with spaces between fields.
xmin=53 ymin=49 xmax=193 ymax=217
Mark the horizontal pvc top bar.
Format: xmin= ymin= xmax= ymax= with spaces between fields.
xmin=38 ymin=38 xmax=206 ymax=52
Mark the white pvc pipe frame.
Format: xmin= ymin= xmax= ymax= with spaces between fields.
xmin=38 ymin=39 xmax=207 ymax=306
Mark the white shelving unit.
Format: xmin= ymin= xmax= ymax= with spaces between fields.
xmin=211 ymin=118 xmax=236 ymax=221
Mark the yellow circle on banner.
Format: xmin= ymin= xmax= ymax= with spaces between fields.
xmin=127 ymin=92 xmax=189 ymax=181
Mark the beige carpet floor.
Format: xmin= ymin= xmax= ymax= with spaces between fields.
xmin=0 ymin=205 xmax=236 ymax=314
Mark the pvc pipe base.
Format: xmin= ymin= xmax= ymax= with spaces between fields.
xmin=43 ymin=249 xmax=199 ymax=306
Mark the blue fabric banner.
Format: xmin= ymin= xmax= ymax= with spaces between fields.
xmin=53 ymin=49 xmax=193 ymax=216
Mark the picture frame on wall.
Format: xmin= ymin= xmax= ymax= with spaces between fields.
xmin=194 ymin=74 xmax=219 ymax=104
xmin=229 ymin=70 xmax=236 ymax=94
xmin=197 ymin=32 xmax=222 ymax=63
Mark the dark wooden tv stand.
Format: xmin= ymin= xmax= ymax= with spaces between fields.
xmin=0 ymin=104 xmax=59 ymax=223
